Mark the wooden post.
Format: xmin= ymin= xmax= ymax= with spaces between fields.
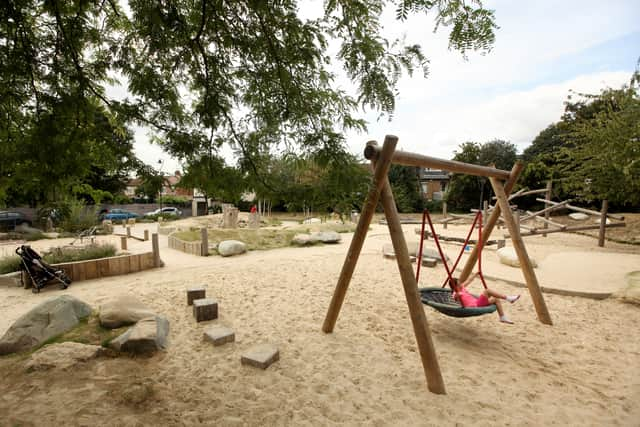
xmin=543 ymin=180 xmax=552 ymax=237
xmin=442 ymin=201 xmax=448 ymax=230
xmin=323 ymin=136 xmax=398 ymax=334
xmin=491 ymin=177 xmax=552 ymax=325
xmin=200 ymin=227 xmax=209 ymax=256
xmin=126 ymin=226 xmax=131 ymax=238
xmin=459 ymin=162 xmax=524 ymax=282
xmin=120 ymin=236 xmax=127 ymax=250
xmin=598 ymin=200 xmax=608 ymax=247
xmin=482 ymin=200 xmax=488 ymax=227
xmin=379 ymin=176 xmax=446 ymax=395
xmin=144 ymin=229 xmax=149 ymax=241
xmin=152 ymin=233 xmax=161 ymax=267
xmin=514 ymin=211 xmax=520 ymax=233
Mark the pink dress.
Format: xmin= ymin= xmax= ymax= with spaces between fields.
xmin=456 ymin=288 xmax=490 ymax=307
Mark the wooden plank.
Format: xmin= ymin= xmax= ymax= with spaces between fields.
xmin=364 ymin=143 xmax=511 ymax=179
xmin=379 ymin=175 xmax=446 ymax=395
xmin=492 ymin=178 xmax=552 ymax=325
xmin=535 ymin=198 xmax=624 ymax=220
xmin=323 ymin=136 xmax=398 ymax=334
xmin=521 ymin=200 xmax=570 ymax=221
xmin=530 ymin=214 xmax=566 ymax=230
xmin=504 ymin=222 xmax=625 ymax=238
xmin=84 ymin=260 xmax=98 ymax=280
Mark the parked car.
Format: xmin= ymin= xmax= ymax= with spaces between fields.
xmin=144 ymin=207 xmax=182 ymax=217
xmin=100 ymin=209 xmax=140 ymax=221
xmin=0 ymin=211 xmax=32 ymax=231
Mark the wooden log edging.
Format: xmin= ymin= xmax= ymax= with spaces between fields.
xmin=53 ymin=252 xmax=156 ymax=283
xmin=168 ymin=233 xmax=206 ymax=256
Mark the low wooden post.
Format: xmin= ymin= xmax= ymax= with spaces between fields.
xmin=491 ymin=177 xmax=552 ymax=325
xmin=442 ymin=201 xmax=448 ymax=230
xmin=379 ymin=176 xmax=446 ymax=395
xmin=120 ymin=236 xmax=127 ymax=250
xmin=200 ymin=227 xmax=209 ymax=256
xmin=323 ymin=136 xmax=398 ymax=334
xmin=152 ymin=233 xmax=161 ymax=267
xmin=144 ymin=229 xmax=149 ymax=241
xmin=598 ymin=200 xmax=608 ymax=247
xmin=543 ymin=181 xmax=552 ymax=237
xmin=126 ymin=226 xmax=131 ymax=238
xmin=482 ymin=200 xmax=488 ymax=227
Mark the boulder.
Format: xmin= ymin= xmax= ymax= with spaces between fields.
xmin=25 ymin=342 xmax=105 ymax=371
xmin=291 ymin=234 xmax=313 ymax=246
xmin=0 ymin=296 xmax=92 ymax=355
xmin=217 ymin=240 xmax=247 ymax=257
xmin=497 ymin=247 xmax=538 ymax=268
xmin=99 ymin=295 xmax=156 ymax=329
xmin=310 ymin=231 xmax=341 ymax=244
xmin=569 ymin=213 xmax=589 ymax=221
xmin=109 ymin=316 xmax=170 ymax=354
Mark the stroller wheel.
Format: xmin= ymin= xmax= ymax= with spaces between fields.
xmin=32 ymin=286 xmax=40 ymax=294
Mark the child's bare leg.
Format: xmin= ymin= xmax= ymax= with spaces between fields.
xmin=488 ymin=297 xmax=505 ymax=317
xmin=485 ymin=288 xmax=507 ymax=299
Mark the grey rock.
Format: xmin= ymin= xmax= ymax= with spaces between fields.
xmin=25 ymin=342 xmax=104 ymax=371
xmin=310 ymin=231 xmax=341 ymax=244
xmin=497 ymin=247 xmax=538 ymax=268
xmin=569 ymin=212 xmax=589 ymax=221
xmin=204 ymin=325 xmax=235 ymax=346
xmin=241 ymin=344 xmax=279 ymax=369
xmin=109 ymin=315 xmax=169 ymax=354
xmin=0 ymin=296 xmax=92 ymax=355
xmin=99 ymin=294 xmax=156 ymax=329
xmin=217 ymin=240 xmax=247 ymax=257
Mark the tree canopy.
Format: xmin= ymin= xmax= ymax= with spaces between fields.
xmin=1 ymin=0 xmax=498 ymax=207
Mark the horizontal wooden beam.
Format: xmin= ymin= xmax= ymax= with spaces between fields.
xmin=504 ymin=222 xmax=626 ymax=238
xmin=535 ymin=199 xmax=625 ymax=221
xmin=521 ymin=200 xmax=571 ymax=221
xmin=364 ymin=142 xmax=512 ymax=180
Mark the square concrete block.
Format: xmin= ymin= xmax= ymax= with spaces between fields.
xmin=187 ymin=287 xmax=206 ymax=305
xmin=204 ymin=325 xmax=235 ymax=346
xmin=421 ymin=257 xmax=438 ymax=268
xmin=193 ymin=298 xmax=218 ymax=322
xmin=241 ymin=344 xmax=279 ymax=369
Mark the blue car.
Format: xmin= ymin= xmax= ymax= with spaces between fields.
xmin=100 ymin=209 xmax=140 ymax=221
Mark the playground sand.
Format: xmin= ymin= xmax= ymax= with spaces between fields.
xmin=0 ymin=222 xmax=639 ymax=426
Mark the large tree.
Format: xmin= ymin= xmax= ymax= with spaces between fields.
xmin=1 ymin=0 xmax=498 ymax=206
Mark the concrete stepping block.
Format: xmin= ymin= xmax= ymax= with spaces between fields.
xmin=193 ymin=298 xmax=218 ymax=322
xmin=204 ymin=325 xmax=235 ymax=346
xmin=241 ymin=344 xmax=279 ymax=369
xmin=187 ymin=287 xmax=206 ymax=306
xmin=421 ymin=257 xmax=438 ymax=268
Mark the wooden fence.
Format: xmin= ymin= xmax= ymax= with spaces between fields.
xmin=167 ymin=229 xmax=208 ymax=256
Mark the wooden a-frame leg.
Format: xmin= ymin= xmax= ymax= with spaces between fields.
xmin=459 ymin=162 xmax=524 ymax=282
xmin=490 ymin=177 xmax=553 ymax=325
xmin=322 ymin=136 xmax=398 ymax=333
xmin=379 ymin=176 xmax=446 ymax=395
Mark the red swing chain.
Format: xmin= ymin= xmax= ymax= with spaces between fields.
xmin=416 ymin=209 xmax=488 ymax=290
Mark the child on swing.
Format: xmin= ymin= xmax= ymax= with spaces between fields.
xmin=449 ymin=272 xmax=520 ymax=324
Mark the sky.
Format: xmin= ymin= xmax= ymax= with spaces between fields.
xmin=131 ymin=0 xmax=640 ymax=173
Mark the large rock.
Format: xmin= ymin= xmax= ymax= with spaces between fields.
xmin=497 ymin=247 xmax=538 ymax=268
xmin=25 ymin=342 xmax=105 ymax=371
xmin=0 ymin=296 xmax=92 ymax=355
xmin=99 ymin=295 xmax=156 ymax=329
xmin=109 ymin=316 xmax=170 ymax=354
xmin=292 ymin=234 xmax=313 ymax=246
xmin=569 ymin=212 xmax=589 ymax=221
xmin=310 ymin=231 xmax=341 ymax=244
xmin=217 ymin=240 xmax=247 ymax=257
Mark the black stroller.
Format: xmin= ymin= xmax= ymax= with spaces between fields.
xmin=15 ymin=245 xmax=72 ymax=293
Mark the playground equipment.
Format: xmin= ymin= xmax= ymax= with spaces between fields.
xmin=322 ymin=136 xmax=552 ymax=395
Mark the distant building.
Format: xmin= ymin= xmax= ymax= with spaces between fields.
xmin=418 ymin=168 xmax=450 ymax=201
xmin=125 ymin=171 xmax=192 ymax=200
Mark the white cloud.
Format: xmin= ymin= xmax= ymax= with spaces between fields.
xmin=346 ymin=71 xmax=632 ymax=158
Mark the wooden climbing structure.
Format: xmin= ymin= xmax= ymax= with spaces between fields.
xmin=322 ymin=135 xmax=552 ymax=395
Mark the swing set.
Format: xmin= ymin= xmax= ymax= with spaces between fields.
xmin=322 ymin=136 xmax=552 ymax=395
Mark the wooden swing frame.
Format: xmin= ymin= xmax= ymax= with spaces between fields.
xmin=322 ymin=135 xmax=552 ymax=395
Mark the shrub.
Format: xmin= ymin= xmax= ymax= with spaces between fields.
xmin=0 ymin=255 xmax=22 ymax=274
xmin=43 ymin=243 xmax=117 ymax=264
xmin=59 ymin=200 xmax=100 ymax=233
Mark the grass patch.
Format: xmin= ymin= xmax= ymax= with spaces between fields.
xmin=208 ymin=228 xmax=299 ymax=253
xmin=0 ymin=255 xmax=22 ymax=274
xmin=172 ymin=230 xmax=200 ymax=242
xmin=43 ymin=314 xmax=123 ymax=348
xmin=43 ymin=243 xmax=117 ymax=264
xmin=0 ymin=243 xmax=118 ymax=274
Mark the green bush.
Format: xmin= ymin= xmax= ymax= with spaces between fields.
xmin=43 ymin=243 xmax=117 ymax=264
xmin=0 ymin=255 xmax=22 ymax=274
xmin=59 ymin=199 xmax=100 ymax=233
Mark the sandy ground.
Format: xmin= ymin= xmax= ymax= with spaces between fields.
xmin=0 ymin=221 xmax=639 ymax=426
